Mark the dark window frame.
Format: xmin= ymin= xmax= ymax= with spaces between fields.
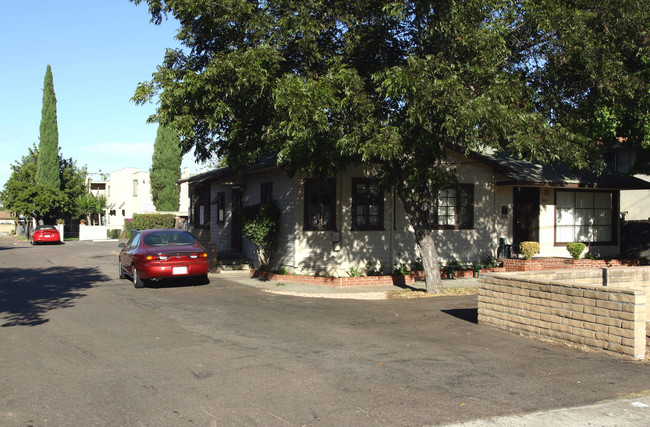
xmin=351 ymin=178 xmax=384 ymax=231
xmin=303 ymin=178 xmax=337 ymax=231
xmin=433 ymin=184 xmax=474 ymax=230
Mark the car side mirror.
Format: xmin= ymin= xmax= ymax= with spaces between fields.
xmin=118 ymin=243 xmax=126 ymax=248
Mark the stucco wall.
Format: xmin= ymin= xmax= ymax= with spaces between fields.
xmin=293 ymin=155 xmax=502 ymax=276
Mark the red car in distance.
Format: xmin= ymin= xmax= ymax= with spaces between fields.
xmin=30 ymin=225 xmax=61 ymax=245
xmin=118 ymin=228 xmax=209 ymax=288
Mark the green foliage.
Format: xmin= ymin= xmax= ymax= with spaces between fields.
xmin=273 ymin=265 xmax=291 ymax=275
xmin=566 ymin=242 xmax=586 ymax=260
xmin=347 ymin=266 xmax=362 ymax=277
xmin=150 ymin=125 xmax=182 ymax=211
xmin=519 ymin=242 xmax=540 ymax=260
xmin=1 ymin=144 xmax=87 ymax=222
xmin=122 ymin=214 xmax=176 ymax=238
xmin=133 ymin=0 xmax=650 ymax=290
xmin=107 ymin=229 xmax=121 ymax=239
xmin=36 ymin=65 xmax=61 ymax=190
xmin=392 ymin=263 xmax=410 ymax=276
xmin=133 ymin=213 xmax=176 ymax=230
xmin=241 ymin=202 xmax=281 ymax=268
xmin=75 ymin=193 xmax=98 ymax=224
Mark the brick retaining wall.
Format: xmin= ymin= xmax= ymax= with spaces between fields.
xmin=251 ymin=270 xmax=417 ymax=287
xmin=478 ymin=269 xmax=647 ymax=359
xmin=501 ymin=258 xmax=641 ymax=272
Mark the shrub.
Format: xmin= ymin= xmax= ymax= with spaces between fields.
xmin=107 ymin=229 xmax=121 ymax=239
xmin=392 ymin=263 xmax=410 ymax=275
xmin=566 ymin=242 xmax=586 ymax=260
xmin=241 ymin=202 xmax=281 ymax=269
xmin=366 ymin=262 xmax=385 ymax=276
xmin=347 ymin=266 xmax=362 ymax=277
xmin=122 ymin=214 xmax=175 ymax=238
xmin=519 ymin=241 xmax=540 ymax=260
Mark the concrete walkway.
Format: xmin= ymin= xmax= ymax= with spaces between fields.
xmin=212 ymin=269 xmax=479 ymax=299
xmin=213 ymin=270 xmax=650 ymax=426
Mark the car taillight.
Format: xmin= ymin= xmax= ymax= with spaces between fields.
xmin=189 ymin=253 xmax=208 ymax=259
xmin=145 ymin=254 xmax=169 ymax=261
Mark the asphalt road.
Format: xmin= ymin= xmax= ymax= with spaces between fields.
xmin=0 ymin=237 xmax=649 ymax=426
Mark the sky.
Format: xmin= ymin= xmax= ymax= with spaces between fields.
xmin=0 ymin=0 xmax=202 ymax=190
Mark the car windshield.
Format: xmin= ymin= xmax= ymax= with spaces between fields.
xmin=36 ymin=225 xmax=56 ymax=231
xmin=143 ymin=231 xmax=197 ymax=247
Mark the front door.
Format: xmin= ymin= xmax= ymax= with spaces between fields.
xmin=513 ymin=187 xmax=540 ymax=247
xmin=231 ymin=187 xmax=242 ymax=252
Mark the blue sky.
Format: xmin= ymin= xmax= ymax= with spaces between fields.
xmin=0 ymin=1 xmax=201 ymax=189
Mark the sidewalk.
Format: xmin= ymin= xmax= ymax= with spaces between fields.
xmin=441 ymin=395 xmax=650 ymax=427
xmin=211 ymin=270 xmax=478 ymax=299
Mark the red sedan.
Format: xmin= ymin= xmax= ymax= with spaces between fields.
xmin=30 ymin=225 xmax=61 ymax=245
xmin=118 ymin=229 xmax=209 ymax=288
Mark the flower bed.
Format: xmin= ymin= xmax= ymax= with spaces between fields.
xmin=251 ymin=270 xmax=416 ymax=287
xmin=251 ymin=265 xmax=506 ymax=286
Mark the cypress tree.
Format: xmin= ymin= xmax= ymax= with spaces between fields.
xmin=36 ymin=65 xmax=61 ymax=189
xmin=150 ymin=125 xmax=181 ymax=211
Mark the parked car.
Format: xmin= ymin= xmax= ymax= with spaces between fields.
xmin=118 ymin=229 xmax=209 ymax=288
xmin=30 ymin=225 xmax=61 ymax=245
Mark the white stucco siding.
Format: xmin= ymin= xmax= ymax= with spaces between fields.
xmin=293 ymin=158 xmax=503 ymax=276
xmin=433 ymin=155 xmax=499 ymax=264
xmin=620 ymin=177 xmax=650 ymax=221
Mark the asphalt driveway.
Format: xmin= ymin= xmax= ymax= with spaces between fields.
xmin=0 ymin=237 xmax=648 ymax=425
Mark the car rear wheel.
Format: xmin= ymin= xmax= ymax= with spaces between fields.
xmin=118 ymin=260 xmax=126 ymax=279
xmin=132 ymin=266 xmax=146 ymax=289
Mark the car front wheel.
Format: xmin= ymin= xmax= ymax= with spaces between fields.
xmin=132 ymin=266 xmax=146 ymax=289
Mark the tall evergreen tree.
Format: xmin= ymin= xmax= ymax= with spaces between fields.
xmin=36 ymin=64 xmax=61 ymax=190
xmin=150 ymin=125 xmax=182 ymax=211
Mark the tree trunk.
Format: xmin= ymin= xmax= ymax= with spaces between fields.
xmin=397 ymin=190 xmax=444 ymax=293
xmin=414 ymin=229 xmax=444 ymax=294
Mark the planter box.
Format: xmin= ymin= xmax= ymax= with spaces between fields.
xmin=501 ymin=257 xmax=641 ymax=272
xmin=251 ymin=270 xmax=416 ymax=287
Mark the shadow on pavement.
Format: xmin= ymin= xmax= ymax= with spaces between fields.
xmin=441 ymin=307 xmax=478 ymax=324
xmin=0 ymin=266 xmax=107 ymax=327
xmin=143 ymin=276 xmax=211 ymax=289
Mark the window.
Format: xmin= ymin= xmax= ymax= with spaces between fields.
xmin=261 ymin=182 xmax=273 ymax=204
xmin=434 ymin=184 xmax=474 ymax=229
xmin=352 ymin=179 xmax=383 ymax=230
xmin=555 ymin=190 xmax=616 ymax=244
xmin=304 ymin=179 xmax=336 ymax=230
xmin=133 ymin=179 xmax=138 ymax=196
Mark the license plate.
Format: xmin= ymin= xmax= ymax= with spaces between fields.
xmin=172 ymin=266 xmax=188 ymax=275
xmin=44 ymin=234 xmax=51 ymax=238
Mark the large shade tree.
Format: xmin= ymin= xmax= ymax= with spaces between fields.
xmin=2 ymin=144 xmax=88 ymax=223
xmin=132 ymin=0 xmax=649 ymax=292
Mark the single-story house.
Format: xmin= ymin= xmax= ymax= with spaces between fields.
xmin=180 ymin=150 xmax=650 ymax=276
